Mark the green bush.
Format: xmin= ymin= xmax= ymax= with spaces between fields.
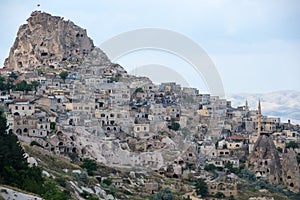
xmin=204 ymin=164 xmax=223 ymax=171
xmin=195 ymin=178 xmax=208 ymax=197
xmin=135 ymin=87 xmax=144 ymax=93
xmin=152 ymin=187 xmax=174 ymax=200
xmin=277 ymin=147 xmax=283 ymax=153
xmin=50 ymin=122 xmax=56 ymax=130
xmin=215 ymin=192 xmax=225 ymax=198
xmin=238 ymin=168 xmax=256 ymax=182
xmin=286 ymin=141 xmax=299 ymax=149
xmin=168 ymin=118 xmax=180 ymax=131
xmin=55 ymin=177 xmax=67 ymax=187
xmin=80 ymin=158 xmax=98 ymax=176
xmin=30 ymin=141 xmax=43 ymax=148
xmin=103 ymin=178 xmax=112 ymax=186
xmin=42 ymin=179 xmax=69 ymax=200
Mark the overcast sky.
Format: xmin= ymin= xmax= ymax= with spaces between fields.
xmin=1 ymin=0 xmax=299 ymax=94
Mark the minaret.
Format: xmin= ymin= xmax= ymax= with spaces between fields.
xmin=257 ymin=100 xmax=261 ymax=136
xmin=245 ymin=99 xmax=249 ymax=111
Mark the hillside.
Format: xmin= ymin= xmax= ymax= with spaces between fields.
xmin=1 ymin=11 xmax=300 ymax=200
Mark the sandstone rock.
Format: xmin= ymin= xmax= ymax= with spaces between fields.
xmin=0 ymin=186 xmax=43 ymax=200
xmin=27 ymin=156 xmax=38 ymax=167
xmin=248 ymin=135 xmax=282 ymax=185
xmin=4 ymin=11 xmax=110 ymax=71
xmin=281 ymin=148 xmax=300 ymax=193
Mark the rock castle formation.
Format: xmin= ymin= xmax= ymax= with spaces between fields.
xmin=4 ymin=11 xmax=110 ymax=71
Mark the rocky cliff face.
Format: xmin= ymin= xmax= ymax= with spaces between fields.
xmin=282 ymin=148 xmax=300 ymax=193
xmin=4 ymin=11 xmax=110 ymax=71
xmin=248 ymin=135 xmax=282 ymax=185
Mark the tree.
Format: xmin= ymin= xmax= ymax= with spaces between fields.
xmin=238 ymin=168 xmax=256 ymax=182
xmin=31 ymin=81 xmax=40 ymax=91
xmin=277 ymin=147 xmax=283 ymax=153
xmin=161 ymin=187 xmax=174 ymax=200
xmin=0 ymin=109 xmax=44 ymax=194
xmin=215 ymin=192 xmax=225 ymax=198
xmin=152 ymin=187 xmax=174 ymax=200
xmin=195 ymin=178 xmax=208 ymax=197
xmin=42 ymin=179 xmax=69 ymax=200
xmin=9 ymin=71 xmax=18 ymax=80
xmin=14 ymin=80 xmax=33 ymax=92
xmin=169 ymin=118 xmax=180 ymax=131
xmin=134 ymin=87 xmax=144 ymax=93
xmin=286 ymin=141 xmax=299 ymax=149
xmin=0 ymin=75 xmax=7 ymax=91
xmin=229 ymin=195 xmax=235 ymax=200
xmin=225 ymin=162 xmax=240 ymax=174
xmin=204 ymin=164 xmax=223 ymax=171
xmin=50 ymin=122 xmax=56 ymax=130
xmin=59 ymin=71 xmax=68 ymax=83
xmin=80 ymin=158 xmax=98 ymax=175
xmin=0 ymin=109 xmax=26 ymax=170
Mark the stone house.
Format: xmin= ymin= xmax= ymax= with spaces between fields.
xmin=226 ymin=141 xmax=244 ymax=150
xmin=166 ymin=105 xmax=181 ymax=119
xmin=261 ymin=117 xmax=280 ymax=132
xmin=182 ymin=87 xmax=199 ymax=96
xmin=199 ymin=143 xmax=216 ymax=158
xmin=13 ymin=116 xmax=35 ymax=135
xmin=141 ymin=83 xmax=157 ymax=94
xmin=215 ymin=149 xmax=232 ymax=157
xmin=44 ymin=73 xmax=61 ymax=88
xmin=96 ymin=110 xmax=118 ymax=126
xmin=111 ymin=178 xmax=123 ymax=188
xmin=225 ymin=135 xmax=247 ymax=150
xmin=273 ymin=138 xmax=286 ymax=150
xmin=13 ymin=114 xmax=50 ymax=138
xmin=283 ymin=130 xmax=299 ymax=142
xmin=179 ymin=116 xmax=188 ymax=128
xmin=208 ymin=181 xmax=237 ymax=198
xmin=133 ymin=124 xmax=150 ymax=138
xmin=29 ymin=116 xmax=51 ymax=137
xmin=0 ymin=67 xmax=13 ymax=76
xmin=144 ymin=180 xmax=159 ymax=193
xmin=159 ymin=82 xmax=181 ymax=93
xmin=6 ymin=114 xmax=14 ymax=133
xmin=9 ymin=99 xmax=35 ymax=116
xmin=150 ymin=104 xmax=166 ymax=116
